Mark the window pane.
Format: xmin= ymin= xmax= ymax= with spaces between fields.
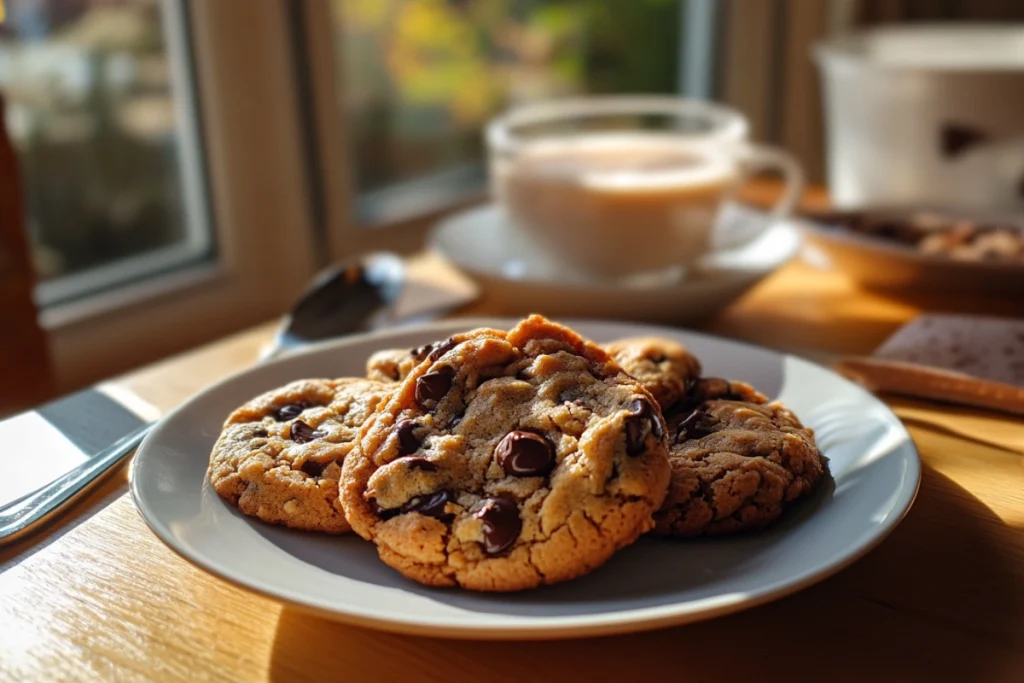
xmin=333 ymin=0 xmax=680 ymax=219
xmin=0 ymin=0 xmax=212 ymax=305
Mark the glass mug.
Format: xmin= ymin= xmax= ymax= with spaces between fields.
xmin=486 ymin=96 xmax=804 ymax=278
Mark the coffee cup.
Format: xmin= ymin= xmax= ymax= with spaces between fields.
xmin=486 ymin=96 xmax=803 ymax=278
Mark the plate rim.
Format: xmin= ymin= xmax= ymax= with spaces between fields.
xmin=129 ymin=317 xmax=921 ymax=640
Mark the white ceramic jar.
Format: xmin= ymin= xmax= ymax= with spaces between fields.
xmin=816 ymin=24 xmax=1024 ymax=211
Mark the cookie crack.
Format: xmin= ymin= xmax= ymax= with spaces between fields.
xmin=697 ymin=465 xmax=764 ymax=519
xmin=578 ymin=507 xmax=606 ymax=539
xmin=526 ymin=546 xmax=548 ymax=581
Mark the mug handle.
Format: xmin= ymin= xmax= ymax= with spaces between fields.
xmin=713 ymin=143 xmax=805 ymax=250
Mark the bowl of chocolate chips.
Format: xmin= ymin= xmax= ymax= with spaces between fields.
xmin=798 ymin=208 xmax=1024 ymax=294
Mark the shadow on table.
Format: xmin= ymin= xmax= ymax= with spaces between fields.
xmin=266 ymin=463 xmax=1023 ymax=683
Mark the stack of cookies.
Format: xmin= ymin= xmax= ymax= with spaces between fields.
xmin=208 ymin=315 xmax=826 ymax=592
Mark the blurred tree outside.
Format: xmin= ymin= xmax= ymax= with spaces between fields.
xmin=336 ymin=0 xmax=680 ymax=193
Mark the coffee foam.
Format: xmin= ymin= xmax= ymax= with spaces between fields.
xmin=511 ymin=134 xmax=737 ymax=192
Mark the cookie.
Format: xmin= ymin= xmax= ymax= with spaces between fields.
xmin=209 ymin=378 xmax=392 ymax=533
xmin=604 ymin=337 xmax=703 ymax=411
xmin=341 ymin=315 xmax=671 ymax=592
xmin=366 ymin=347 xmax=428 ymax=383
xmin=673 ymin=376 xmax=769 ymax=413
xmin=654 ymin=383 xmax=823 ymax=537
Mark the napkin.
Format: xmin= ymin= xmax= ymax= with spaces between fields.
xmin=835 ymin=314 xmax=1024 ymax=454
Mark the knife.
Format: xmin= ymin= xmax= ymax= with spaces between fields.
xmin=0 ymin=252 xmax=470 ymax=545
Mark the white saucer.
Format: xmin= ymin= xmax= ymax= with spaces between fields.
xmin=428 ymin=204 xmax=801 ymax=322
xmin=131 ymin=318 xmax=919 ymax=640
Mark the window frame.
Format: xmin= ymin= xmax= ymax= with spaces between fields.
xmin=38 ymin=0 xmax=320 ymax=390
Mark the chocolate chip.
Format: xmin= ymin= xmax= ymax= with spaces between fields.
xmin=252 ymin=427 xmax=269 ymax=438
xmin=300 ymin=459 xmax=327 ymax=477
xmin=940 ymin=122 xmax=989 ymax=158
xmin=676 ymin=409 xmax=718 ymax=442
xmin=684 ymin=377 xmax=742 ymax=408
xmin=290 ymin=420 xmax=326 ymax=444
xmin=395 ymin=419 xmax=421 ymax=456
xmin=701 ymin=378 xmax=734 ymax=400
xmin=629 ymin=398 xmax=651 ymax=415
xmin=495 ymin=430 xmax=555 ymax=477
xmin=369 ymin=498 xmax=399 ymax=521
xmin=402 ymin=490 xmax=451 ymax=519
xmin=624 ymin=398 xmax=663 ymax=456
xmin=415 ymin=366 xmax=455 ymax=409
xmin=624 ymin=419 xmax=647 ymax=456
xmin=404 ymin=457 xmax=438 ymax=472
xmin=411 ymin=343 xmax=434 ymax=361
xmin=475 ymin=497 xmax=521 ymax=555
xmin=274 ymin=403 xmax=306 ymax=421
xmin=371 ymin=490 xmax=451 ymax=522
xmin=634 ymin=398 xmax=664 ymax=438
xmin=427 ymin=337 xmax=458 ymax=361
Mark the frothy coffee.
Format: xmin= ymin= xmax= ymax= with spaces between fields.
xmin=494 ymin=133 xmax=739 ymax=276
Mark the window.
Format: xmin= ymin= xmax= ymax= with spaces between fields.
xmin=2 ymin=1 xmax=319 ymax=389
xmin=0 ymin=0 xmax=211 ymax=306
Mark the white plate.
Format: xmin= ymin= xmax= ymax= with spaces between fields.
xmin=130 ymin=319 xmax=919 ymax=640
xmin=427 ymin=205 xmax=801 ymax=322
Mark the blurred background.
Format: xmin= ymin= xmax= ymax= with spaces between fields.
xmin=2 ymin=0 xmax=1023 ymax=409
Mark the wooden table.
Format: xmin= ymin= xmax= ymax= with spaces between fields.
xmin=2 ymin=259 xmax=1022 ymax=683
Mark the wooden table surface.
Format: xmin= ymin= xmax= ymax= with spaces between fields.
xmin=2 ymin=258 xmax=1023 ymax=683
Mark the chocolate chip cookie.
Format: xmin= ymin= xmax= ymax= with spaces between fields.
xmin=209 ymin=378 xmax=392 ymax=533
xmin=341 ymin=315 xmax=671 ymax=591
xmin=604 ymin=337 xmax=703 ymax=411
xmin=654 ymin=381 xmax=823 ymax=537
